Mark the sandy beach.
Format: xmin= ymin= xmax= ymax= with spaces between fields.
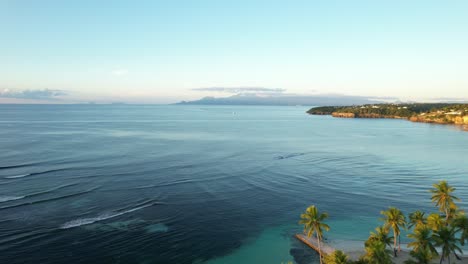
xmin=298 ymin=235 xmax=468 ymax=263
xmin=346 ymin=249 xmax=468 ymax=264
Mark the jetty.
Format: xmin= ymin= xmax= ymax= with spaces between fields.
xmin=295 ymin=234 xmax=335 ymax=256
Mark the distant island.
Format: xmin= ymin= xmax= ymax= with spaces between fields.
xmin=307 ymin=103 xmax=468 ymax=131
xmin=177 ymin=94 xmax=387 ymax=106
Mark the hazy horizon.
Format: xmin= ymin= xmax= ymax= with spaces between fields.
xmin=1 ymin=1 xmax=468 ymax=104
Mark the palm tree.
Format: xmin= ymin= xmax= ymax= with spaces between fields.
xmin=453 ymin=213 xmax=468 ymax=246
xmin=367 ymin=226 xmax=393 ymax=249
xmin=404 ymin=248 xmax=434 ymax=264
xmin=323 ymin=250 xmax=349 ymax=264
xmin=427 ymin=213 xmax=445 ymax=231
xmin=446 ymin=207 xmax=459 ymax=224
xmin=430 ymin=181 xmax=459 ymax=222
xmin=381 ymin=207 xmax=406 ymax=255
xmin=433 ymin=226 xmax=462 ymax=264
xmin=299 ymin=205 xmax=330 ymax=264
xmin=408 ymin=210 xmax=427 ymax=230
xmin=363 ymin=240 xmax=393 ymax=264
xmin=407 ymin=226 xmax=438 ymax=257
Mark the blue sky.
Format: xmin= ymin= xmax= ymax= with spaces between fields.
xmin=1 ymin=0 xmax=467 ymax=103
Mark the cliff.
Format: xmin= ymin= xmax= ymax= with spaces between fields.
xmin=409 ymin=114 xmax=468 ymax=125
xmin=332 ymin=112 xmax=355 ymax=118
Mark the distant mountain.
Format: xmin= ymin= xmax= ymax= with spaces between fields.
xmin=177 ymin=94 xmax=387 ymax=106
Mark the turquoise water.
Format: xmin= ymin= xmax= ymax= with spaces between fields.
xmin=0 ymin=105 xmax=467 ymax=264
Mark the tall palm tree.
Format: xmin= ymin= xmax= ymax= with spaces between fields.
xmin=404 ymin=248 xmax=434 ymax=264
xmin=323 ymin=250 xmax=349 ymax=264
xmin=381 ymin=207 xmax=406 ymax=255
xmin=363 ymin=240 xmax=393 ymax=264
xmin=446 ymin=207 xmax=459 ymax=224
xmin=408 ymin=210 xmax=427 ymax=230
xmin=407 ymin=226 xmax=438 ymax=257
xmin=433 ymin=226 xmax=462 ymax=264
xmin=299 ymin=205 xmax=330 ymax=264
xmin=367 ymin=226 xmax=393 ymax=249
xmin=430 ymin=181 xmax=459 ymax=222
xmin=453 ymin=213 xmax=468 ymax=246
xmin=427 ymin=213 xmax=445 ymax=231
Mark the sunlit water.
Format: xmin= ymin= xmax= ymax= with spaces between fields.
xmin=0 ymin=104 xmax=467 ymax=264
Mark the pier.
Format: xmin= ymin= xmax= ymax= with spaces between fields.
xmin=295 ymin=234 xmax=335 ymax=256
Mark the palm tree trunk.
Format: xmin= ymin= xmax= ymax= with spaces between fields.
xmin=398 ymin=234 xmax=401 ymax=252
xmin=393 ymin=229 xmax=398 ymax=256
xmin=316 ymin=233 xmax=323 ymax=264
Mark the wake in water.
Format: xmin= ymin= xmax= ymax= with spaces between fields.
xmin=0 ymin=186 xmax=100 ymax=210
xmin=3 ymin=168 xmax=69 ymax=179
xmin=0 ymin=196 xmax=25 ymax=203
xmin=0 ymin=163 xmax=37 ymax=170
xmin=4 ymin=174 xmax=31 ymax=179
xmin=60 ymin=201 xmax=159 ymax=229
xmin=0 ymin=183 xmax=80 ymax=204
xmin=275 ymin=152 xmax=306 ymax=160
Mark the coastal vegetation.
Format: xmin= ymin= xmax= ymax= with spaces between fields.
xmin=298 ymin=181 xmax=467 ymax=264
xmin=307 ymin=103 xmax=468 ymax=130
xmin=381 ymin=207 xmax=406 ymax=256
xmin=299 ymin=205 xmax=330 ymax=264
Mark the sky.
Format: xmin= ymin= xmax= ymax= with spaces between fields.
xmin=1 ymin=0 xmax=467 ymax=103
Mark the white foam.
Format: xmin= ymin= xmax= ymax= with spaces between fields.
xmin=60 ymin=203 xmax=154 ymax=229
xmin=0 ymin=196 xmax=25 ymax=203
xmin=5 ymin=174 xmax=30 ymax=179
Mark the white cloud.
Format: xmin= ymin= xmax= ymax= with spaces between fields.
xmin=0 ymin=89 xmax=67 ymax=99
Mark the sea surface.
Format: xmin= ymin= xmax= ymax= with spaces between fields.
xmin=0 ymin=104 xmax=467 ymax=264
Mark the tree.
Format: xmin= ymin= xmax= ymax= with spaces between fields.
xmin=381 ymin=207 xmax=406 ymax=255
xmin=453 ymin=213 xmax=468 ymax=246
xmin=404 ymin=248 xmax=434 ymax=264
xmin=362 ymin=240 xmax=393 ymax=264
xmin=324 ymin=250 xmax=349 ymax=264
xmin=366 ymin=226 xmax=393 ymax=249
xmin=430 ymin=181 xmax=459 ymax=222
xmin=407 ymin=226 xmax=438 ymax=257
xmin=433 ymin=226 xmax=462 ymax=264
xmin=299 ymin=205 xmax=330 ymax=264
xmin=427 ymin=213 xmax=445 ymax=231
xmin=408 ymin=210 xmax=427 ymax=230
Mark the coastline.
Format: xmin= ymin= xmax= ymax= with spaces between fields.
xmin=307 ymin=103 xmax=468 ymax=131
xmin=318 ymin=112 xmax=468 ymax=131
xmin=296 ymin=235 xmax=468 ymax=263
xmin=331 ymin=240 xmax=468 ymax=264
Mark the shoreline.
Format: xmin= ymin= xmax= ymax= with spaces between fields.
xmin=297 ymin=235 xmax=468 ymax=263
xmin=307 ymin=103 xmax=468 ymax=131
xmin=317 ymin=112 xmax=468 ymax=131
xmin=344 ymin=249 xmax=468 ymax=264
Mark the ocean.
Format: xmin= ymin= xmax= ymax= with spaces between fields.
xmin=0 ymin=104 xmax=467 ymax=264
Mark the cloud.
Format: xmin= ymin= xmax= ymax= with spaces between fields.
xmin=192 ymin=87 xmax=286 ymax=94
xmin=0 ymin=89 xmax=67 ymax=100
xmin=111 ymin=69 xmax=129 ymax=76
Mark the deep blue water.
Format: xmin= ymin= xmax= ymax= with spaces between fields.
xmin=0 ymin=104 xmax=467 ymax=264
